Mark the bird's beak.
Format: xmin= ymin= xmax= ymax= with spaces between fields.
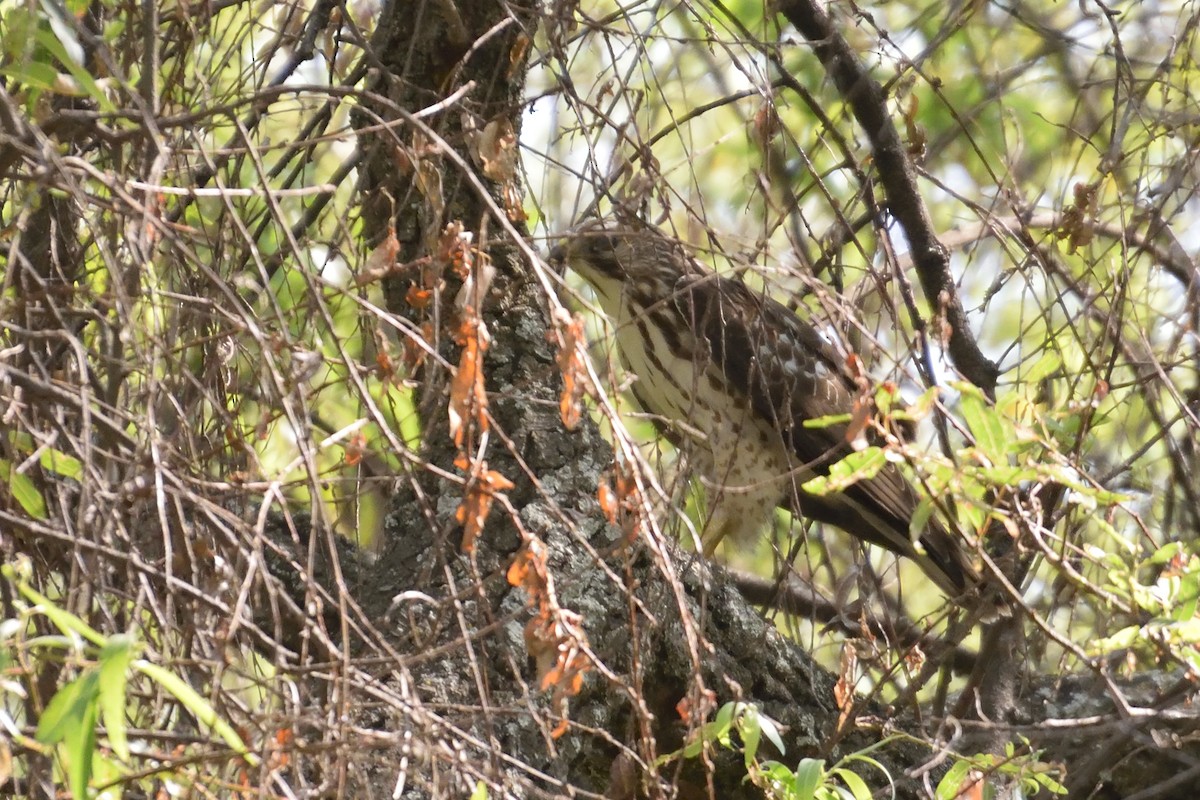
xmin=547 ymin=240 xmax=569 ymax=275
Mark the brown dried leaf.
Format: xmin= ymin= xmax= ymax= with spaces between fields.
xmin=556 ymin=313 xmax=588 ymax=430
xmin=448 ymin=314 xmax=490 ymax=450
xmin=675 ymin=688 xmax=716 ymax=724
xmin=507 ymin=33 xmax=531 ymax=79
xmin=751 ymin=100 xmax=780 ymax=150
xmin=1056 ymin=180 xmax=1099 ymax=254
xmin=597 ymin=478 xmax=617 ymax=525
xmin=375 ymin=348 xmax=395 ymax=383
xmin=845 ymin=398 xmax=872 ymax=450
xmin=834 ymin=643 xmax=857 ymax=732
xmin=503 ymin=181 xmax=526 ymax=223
xmin=405 ymin=284 xmax=433 ymax=309
xmin=904 ymin=94 xmax=927 ymax=159
xmin=507 ymin=535 xmax=549 ymax=595
xmin=507 ymin=535 xmax=592 ymax=737
xmin=437 ymin=221 xmax=472 ymax=279
xmin=455 ymin=462 xmax=514 ymax=554
xmin=477 ymin=118 xmax=518 ymax=182
xmin=356 ymin=225 xmax=400 ymax=286
xmin=343 ymin=432 xmax=367 ymax=466
xmin=402 ymin=322 xmax=434 ymax=373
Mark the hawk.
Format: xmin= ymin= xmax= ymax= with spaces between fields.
xmin=551 ymin=220 xmax=980 ymax=598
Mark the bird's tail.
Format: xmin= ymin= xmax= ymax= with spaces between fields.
xmin=915 ymin=518 xmax=980 ymax=597
xmin=918 ymin=519 xmax=1012 ymax=618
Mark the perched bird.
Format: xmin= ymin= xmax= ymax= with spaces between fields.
xmin=550 ymin=220 xmax=980 ymax=598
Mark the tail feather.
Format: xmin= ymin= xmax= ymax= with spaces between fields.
xmin=791 ymin=481 xmax=980 ymax=598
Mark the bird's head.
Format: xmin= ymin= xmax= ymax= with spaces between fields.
xmin=549 ymin=220 xmax=692 ymax=310
xmin=549 ymin=220 xmax=637 ymax=285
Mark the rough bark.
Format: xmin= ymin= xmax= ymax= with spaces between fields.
xmin=330 ymin=2 xmax=1200 ymax=798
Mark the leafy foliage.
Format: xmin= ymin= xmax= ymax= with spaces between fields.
xmin=2 ymin=559 xmax=259 ymax=798
xmin=1 ymin=0 xmax=1199 ymax=795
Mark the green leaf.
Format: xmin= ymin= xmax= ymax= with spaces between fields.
xmin=834 ymin=753 xmax=892 ymax=796
xmin=1165 ymin=617 xmax=1200 ymax=644
xmin=0 ymin=62 xmax=60 ymax=101
xmin=33 ymin=26 xmax=113 ymax=111
xmin=1022 ymin=350 xmax=1063 ymax=383
xmin=955 ymin=382 xmax=1010 ymax=463
xmin=679 ymin=733 xmax=705 ymax=760
xmin=7 ymin=570 xmax=105 ymax=646
xmin=708 ymin=701 xmax=737 ymax=748
xmin=831 ymin=766 xmax=871 ymax=800
xmin=1149 ymin=542 xmax=1183 ymax=565
xmin=1 ymin=7 xmax=34 ymax=60
xmin=756 ymin=710 xmax=786 ymax=757
xmin=979 ymin=465 xmax=1038 ymax=486
xmin=906 ymin=385 xmax=941 ymax=419
xmin=714 ymin=701 xmax=736 ymax=731
xmin=761 ymin=760 xmax=797 ymax=792
xmin=1042 ymin=464 xmax=1132 ymax=505
xmin=40 ymin=448 xmax=83 ymax=480
xmin=36 ymin=669 xmax=100 ymax=745
xmin=793 ymin=758 xmax=826 ymax=800
xmin=802 ymin=413 xmax=852 ymax=429
xmin=469 ymin=780 xmax=489 ymax=800
xmin=39 ymin=0 xmax=85 ymax=65
xmin=909 ymin=498 xmax=934 ymax=542
xmin=98 ymin=636 xmax=138 ymax=762
xmin=0 ymin=58 xmax=65 ymax=94
xmin=1088 ymin=625 xmax=1139 ymax=655
xmin=802 ymin=448 xmax=887 ymax=495
xmin=4 ymin=464 xmax=47 ymax=519
xmin=739 ymin=705 xmax=761 ymax=765
xmin=36 ymin=670 xmax=101 ymax=798
xmin=134 ymin=660 xmax=261 ymax=766
xmin=935 ymin=760 xmax=972 ymax=800
xmin=63 ymin=696 xmax=98 ymax=800
xmin=1031 ymin=768 xmax=1069 ymax=795
xmin=1173 ymin=575 xmax=1200 ymax=622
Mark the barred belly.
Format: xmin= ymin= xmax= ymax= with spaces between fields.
xmin=613 ymin=297 xmax=796 ymax=551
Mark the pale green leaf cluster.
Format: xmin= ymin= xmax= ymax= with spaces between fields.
xmin=1 ymin=560 xmax=260 ymax=799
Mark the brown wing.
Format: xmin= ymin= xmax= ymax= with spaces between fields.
xmin=674 ymin=271 xmax=977 ymax=595
xmin=672 ymin=271 xmax=858 ymax=463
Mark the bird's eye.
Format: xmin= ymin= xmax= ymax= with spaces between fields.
xmin=582 ymin=232 xmax=613 ymax=254
xmin=585 ymin=235 xmax=626 ymax=276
